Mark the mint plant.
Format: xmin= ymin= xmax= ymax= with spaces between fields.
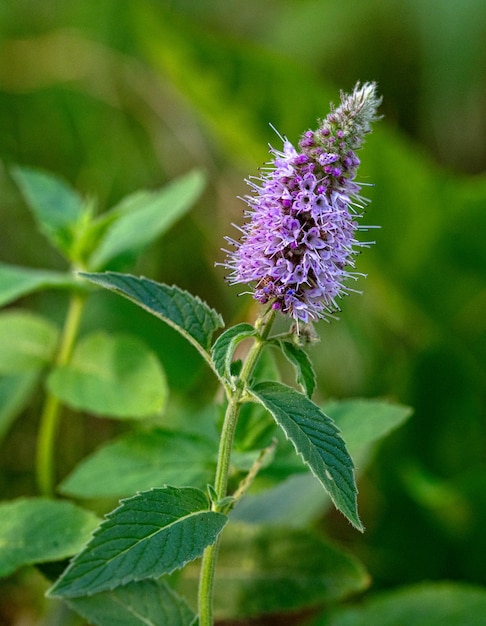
xmin=0 ymin=83 xmax=413 ymax=625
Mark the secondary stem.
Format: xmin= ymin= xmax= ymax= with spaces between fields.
xmin=36 ymin=290 xmax=86 ymax=497
xmin=198 ymin=308 xmax=275 ymax=625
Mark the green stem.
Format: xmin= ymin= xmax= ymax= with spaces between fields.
xmin=36 ymin=291 xmax=86 ymax=497
xmin=198 ymin=308 xmax=275 ymax=625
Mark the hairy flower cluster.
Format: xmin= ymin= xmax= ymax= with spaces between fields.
xmin=223 ymin=82 xmax=381 ymax=323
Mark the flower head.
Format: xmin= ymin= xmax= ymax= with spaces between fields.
xmin=223 ymin=82 xmax=381 ymax=323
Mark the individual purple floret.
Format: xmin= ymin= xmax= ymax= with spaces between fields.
xmin=223 ymin=82 xmax=381 ymax=324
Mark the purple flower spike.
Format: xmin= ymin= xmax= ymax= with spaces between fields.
xmin=223 ymin=82 xmax=381 ymax=324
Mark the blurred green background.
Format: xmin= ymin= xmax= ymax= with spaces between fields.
xmin=0 ymin=0 xmax=485 ymax=623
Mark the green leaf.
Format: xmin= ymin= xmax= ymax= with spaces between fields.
xmin=0 ymin=263 xmax=74 ymax=307
xmin=0 ymin=498 xmax=100 ymax=578
xmin=178 ymin=523 xmax=369 ymax=619
xmin=49 ymin=487 xmax=227 ymax=598
xmin=0 ymin=372 xmax=40 ymax=442
xmin=233 ymin=399 xmax=413 ymax=529
xmin=0 ymin=311 xmax=58 ymax=373
xmin=11 ymin=166 xmax=84 ymax=256
xmin=60 ymin=429 xmax=216 ymax=498
xmin=66 ymin=579 xmax=196 ymax=626
xmin=279 ymin=340 xmax=316 ymax=398
xmin=47 ymin=332 xmax=168 ymax=419
xmin=48 ymin=487 xmax=227 ymax=598
xmin=250 ymin=381 xmax=362 ymax=531
xmin=211 ymin=323 xmax=255 ymax=380
xmin=80 ymin=272 xmax=224 ymax=354
xmin=315 ymin=582 xmax=486 ymax=626
xmin=89 ymin=170 xmax=206 ymax=270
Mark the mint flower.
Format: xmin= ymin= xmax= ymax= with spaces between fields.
xmin=223 ymin=82 xmax=381 ymax=323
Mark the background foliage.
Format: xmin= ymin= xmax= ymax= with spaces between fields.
xmin=0 ymin=0 xmax=485 ymax=624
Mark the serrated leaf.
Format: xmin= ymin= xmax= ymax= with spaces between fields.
xmin=250 ymin=381 xmax=362 ymax=531
xmin=59 ymin=429 xmax=215 ymax=498
xmin=66 ymin=579 xmax=196 ymax=626
xmin=233 ymin=399 xmax=412 ymax=529
xmin=11 ymin=166 xmax=84 ymax=256
xmin=80 ymin=272 xmax=224 ymax=355
xmin=0 ymin=263 xmax=74 ymax=307
xmin=48 ymin=487 xmax=227 ymax=598
xmin=0 ymin=498 xmax=100 ymax=578
xmin=279 ymin=340 xmax=316 ymax=398
xmin=316 ymin=582 xmax=486 ymax=626
xmin=89 ymin=170 xmax=206 ymax=270
xmin=211 ymin=323 xmax=255 ymax=380
xmin=178 ymin=523 xmax=369 ymax=619
xmin=47 ymin=332 xmax=168 ymax=419
xmin=0 ymin=310 xmax=58 ymax=373
xmin=0 ymin=372 xmax=40 ymax=442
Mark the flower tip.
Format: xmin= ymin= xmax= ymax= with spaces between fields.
xmin=223 ymin=82 xmax=381 ymax=323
